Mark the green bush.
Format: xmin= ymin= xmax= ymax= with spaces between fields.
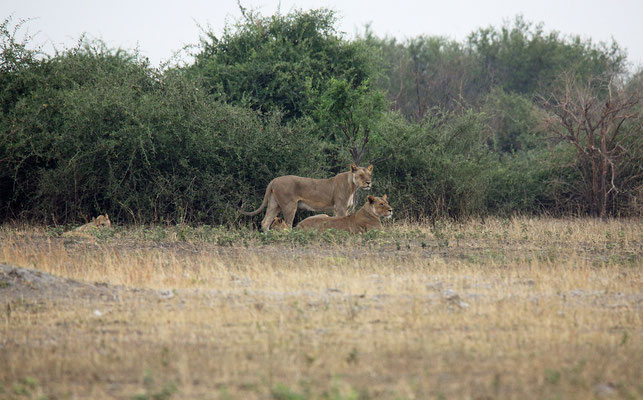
xmin=0 ymin=40 xmax=325 ymax=224
xmin=370 ymin=111 xmax=496 ymax=220
xmin=484 ymin=150 xmax=553 ymax=215
xmin=1 ymin=14 xmax=638 ymax=224
xmin=190 ymin=8 xmax=375 ymax=121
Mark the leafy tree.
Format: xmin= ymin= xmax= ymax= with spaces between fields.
xmin=2 ymin=12 xmax=640 ymax=224
xmin=359 ymin=32 xmax=479 ymax=118
xmin=0 ymin=37 xmax=325 ymax=224
xmin=0 ymin=16 xmax=40 ymax=74
xmin=312 ymin=78 xmax=387 ymax=165
xmin=468 ymin=15 xmax=626 ymax=95
xmin=482 ymin=88 xmax=545 ymax=153
xmin=371 ymin=111 xmax=495 ymax=220
xmin=190 ymin=7 xmax=375 ymax=121
xmin=365 ymin=15 xmax=628 ymax=122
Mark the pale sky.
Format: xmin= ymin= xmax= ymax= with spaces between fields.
xmin=3 ymin=0 xmax=642 ymax=70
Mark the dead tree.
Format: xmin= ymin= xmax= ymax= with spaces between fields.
xmin=539 ymin=73 xmax=641 ymax=217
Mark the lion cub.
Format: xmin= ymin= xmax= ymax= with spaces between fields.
xmin=63 ymin=214 xmax=112 ymax=239
xmin=297 ymin=195 xmax=392 ymax=234
xmin=270 ymin=217 xmax=289 ymax=231
xmin=74 ymin=214 xmax=111 ymax=231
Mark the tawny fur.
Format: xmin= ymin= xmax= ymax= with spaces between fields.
xmin=269 ymin=217 xmax=289 ymax=231
xmin=73 ymin=214 xmax=111 ymax=232
xmin=297 ymin=195 xmax=392 ymax=234
xmin=240 ymin=164 xmax=374 ymax=231
xmin=63 ymin=214 xmax=111 ymax=240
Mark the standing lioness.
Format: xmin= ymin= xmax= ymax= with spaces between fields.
xmin=297 ymin=194 xmax=392 ymax=233
xmin=240 ymin=164 xmax=373 ymax=231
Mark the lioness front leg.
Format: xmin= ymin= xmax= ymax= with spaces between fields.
xmin=333 ymin=204 xmax=348 ymax=217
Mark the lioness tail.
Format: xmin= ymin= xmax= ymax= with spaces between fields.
xmin=239 ymin=180 xmax=273 ymax=216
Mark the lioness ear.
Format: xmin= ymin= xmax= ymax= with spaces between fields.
xmin=350 ymin=163 xmax=358 ymax=173
xmin=367 ymin=164 xmax=373 ymax=172
xmin=381 ymin=194 xmax=387 ymax=201
xmin=367 ymin=195 xmax=375 ymax=204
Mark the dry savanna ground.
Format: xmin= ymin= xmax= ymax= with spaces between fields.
xmin=0 ymin=217 xmax=641 ymax=400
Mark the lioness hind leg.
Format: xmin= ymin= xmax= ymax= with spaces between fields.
xmin=261 ymin=195 xmax=281 ymax=231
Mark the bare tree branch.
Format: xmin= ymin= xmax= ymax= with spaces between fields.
xmin=539 ymin=72 xmax=641 ymax=217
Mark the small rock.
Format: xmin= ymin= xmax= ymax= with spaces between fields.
xmin=230 ymin=274 xmax=251 ymax=286
xmin=93 ymin=309 xmax=103 ymax=317
xmin=442 ymin=289 xmax=459 ymax=300
xmin=442 ymin=289 xmax=470 ymax=309
xmin=158 ymin=289 xmax=175 ymax=300
xmin=593 ymin=383 xmax=617 ymax=397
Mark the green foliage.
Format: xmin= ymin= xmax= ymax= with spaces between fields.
xmin=190 ymin=8 xmax=375 ymax=121
xmin=364 ymin=15 xmax=627 ymax=119
xmin=312 ymin=78 xmax=388 ymax=164
xmin=0 ymin=13 xmax=639 ymax=223
xmin=484 ymin=150 xmax=553 ymax=215
xmin=370 ymin=111 xmax=496 ymax=220
xmin=271 ymin=383 xmax=307 ymax=400
xmin=468 ymin=15 xmax=626 ymax=95
xmin=360 ymin=32 xmax=479 ymax=117
xmin=544 ymin=368 xmax=561 ymax=385
xmin=482 ymin=88 xmax=544 ymax=153
xmin=0 ymin=16 xmax=40 ymax=73
xmin=0 ymin=36 xmax=325 ymax=224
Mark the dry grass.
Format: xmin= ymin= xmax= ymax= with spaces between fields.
xmin=0 ymin=217 xmax=641 ymax=399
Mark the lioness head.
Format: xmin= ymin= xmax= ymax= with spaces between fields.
xmin=270 ymin=216 xmax=288 ymax=231
xmin=350 ymin=164 xmax=373 ymax=190
xmin=94 ymin=214 xmax=111 ymax=228
xmin=367 ymin=194 xmax=392 ymax=218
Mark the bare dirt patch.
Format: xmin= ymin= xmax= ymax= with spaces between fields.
xmin=0 ymin=263 xmax=126 ymax=305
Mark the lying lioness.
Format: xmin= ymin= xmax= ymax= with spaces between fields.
xmin=73 ymin=214 xmax=111 ymax=232
xmin=270 ymin=217 xmax=288 ymax=231
xmin=63 ymin=214 xmax=111 ymax=239
xmin=297 ymin=195 xmax=392 ymax=234
xmin=240 ymin=164 xmax=373 ymax=231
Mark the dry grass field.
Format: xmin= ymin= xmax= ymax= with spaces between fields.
xmin=0 ymin=217 xmax=641 ymax=400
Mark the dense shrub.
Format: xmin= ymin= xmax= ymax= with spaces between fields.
xmin=0 ymin=41 xmax=325 ymax=224
xmin=1 ymin=12 xmax=640 ymax=224
xmin=369 ymin=111 xmax=496 ymax=220
xmin=190 ymin=8 xmax=375 ymax=121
